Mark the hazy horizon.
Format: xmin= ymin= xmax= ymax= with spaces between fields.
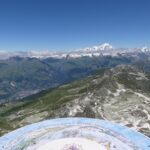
xmin=0 ymin=42 xmax=149 ymax=53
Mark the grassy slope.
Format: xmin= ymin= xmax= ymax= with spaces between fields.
xmin=0 ymin=69 xmax=106 ymax=136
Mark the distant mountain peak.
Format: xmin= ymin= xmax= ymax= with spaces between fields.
xmin=78 ymin=43 xmax=113 ymax=53
xmin=98 ymin=43 xmax=113 ymax=50
xmin=141 ymin=46 xmax=150 ymax=52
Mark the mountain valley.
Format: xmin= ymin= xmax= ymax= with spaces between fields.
xmin=0 ymin=55 xmax=133 ymax=103
xmin=0 ymin=65 xmax=150 ymax=138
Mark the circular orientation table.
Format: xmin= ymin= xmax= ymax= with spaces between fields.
xmin=0 ymin=118 xmax=150 ymax=150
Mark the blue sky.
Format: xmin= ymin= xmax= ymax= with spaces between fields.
xmin=0 ymin=0 xmax=150 ymax=51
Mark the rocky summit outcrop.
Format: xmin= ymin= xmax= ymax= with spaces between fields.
xmin=52 ymin=65 xmax=150 ymax=137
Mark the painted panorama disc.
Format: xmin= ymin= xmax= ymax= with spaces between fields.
xmin=0 ymin=118 xmax=150 ymax=150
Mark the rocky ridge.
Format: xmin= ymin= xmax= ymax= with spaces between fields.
xmin=0 ymin=65 xmax=150 ymax=137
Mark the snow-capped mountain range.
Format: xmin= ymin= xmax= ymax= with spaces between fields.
xmin=0 ymin=43 xmax=150 ymax=59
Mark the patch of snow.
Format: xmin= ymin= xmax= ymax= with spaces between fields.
xmin=134 ymin=92 xmax=150 ymax=101
xmin=10 ymin=82 xmax=16 ymax=87
xmin=68 ymin=105 xmax=83 ymax=116
xmin=113 ymin=89 xmax=126 ymax=97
